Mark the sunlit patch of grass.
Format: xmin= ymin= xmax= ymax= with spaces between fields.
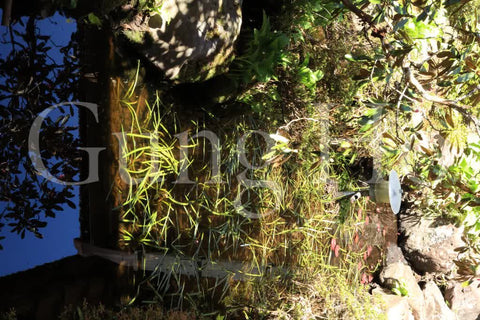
xmin=115 ymin=80 xmax=381 ymax=316
xmin=117 ymin=85 xmax=180 ymax=251
xmin=223 ymin=162 xmax=383 ymax=319
xmin=112 ymin=9 xmax=385 ymax=314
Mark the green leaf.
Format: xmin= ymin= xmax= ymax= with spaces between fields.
xmin=345 ymin=54 xmax=355 ymax=61
xmin=463 ymin=211 xmax=477 ymax=227
xmin=438 ymin=81 xmax=453 ymax=87
xmin=452 ymin=67 xmax=462 ymax=75
xmin=417 ymin=9 xmax=428 ymax=22
xmin=262 ymin=150 xmax=277 ymax=160
xmin=87 ymin=13 xmax=102 ymax=27
xmin=456 ymin=72 xmax=475 ymax=83
xmin=394 ymin=19 xmax=409 ymax=32
xmin=314 ymin=70 xmax=324 ymax=81
xmin=298 ymin=18 xmax=312 ymax=30
xmin=66 ymin=199 xmax=76 ymax=209
xmin=345 ymin=54 xmax=371 ymax=62
xmin=444 ymin=0 xmax=462 ymax=7
xmin=461 ymin=280 xmax=472 ymax=287
xmin=469 ymin=180 xmax=479 ymax=193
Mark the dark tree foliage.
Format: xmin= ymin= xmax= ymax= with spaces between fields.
xmin=0 ymin=16 xmax=80 ymax=248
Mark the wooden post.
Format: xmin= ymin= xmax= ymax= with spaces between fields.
xmin=2 ymin=0 xmax=12 ymax=26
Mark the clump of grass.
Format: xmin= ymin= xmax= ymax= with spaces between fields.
xmin=59 ymin=300 xmax=193 ymax=320
xmin=0 ymin=309 xmax=16 ymax=320
xmin=219 ymin=139 xmax=382 ymax=318
xmin=116 ymin=76 xmax=181 ymax=251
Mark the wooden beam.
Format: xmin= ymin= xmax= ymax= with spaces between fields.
xmin=74 ymin=238 xmax=276 ymax=281
xmin=2 ymin=0 xmax=12 ymax=26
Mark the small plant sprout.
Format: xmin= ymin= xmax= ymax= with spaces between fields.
xmin=392 ymin=280 xmax=409 ymax=297
xmin=262 ymin=133 xmax=298 ymax=161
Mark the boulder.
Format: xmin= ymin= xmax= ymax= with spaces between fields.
xmin=399 ymin=214 xmax=465 ymax=274
xmin=379 ymin=263 xmax=459 ymax=319
xmin=445 ymin=280 xmax=480 ymax=320
xmin=422 ymin=281 xmax=456 ymax=320
xmin=120 ymin=0 xmax=242 ymax=82
xmin=380 ymin=262 xmax=426 ymax=319
xmin=372 ymin=287 xmax=414 ymax=320
xmin=385 ymin=243 xmax=409 ymax=266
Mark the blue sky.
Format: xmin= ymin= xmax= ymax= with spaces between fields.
xmin=0 ymin=13 xmax=79 ymax=277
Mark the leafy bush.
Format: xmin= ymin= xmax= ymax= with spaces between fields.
xmin=231 ymin=12 xmax=289 ymax=84
xmin=0 ymin=16 xmax=79 ymax=247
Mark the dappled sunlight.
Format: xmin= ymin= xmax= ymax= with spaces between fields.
xmin=1 ymin=0 xmax=480 ymax=319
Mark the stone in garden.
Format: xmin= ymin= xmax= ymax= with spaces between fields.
xmin=380 ymin=262 xmax=425 ymax=320
xmin=399 ymin=215 xmax=465 ymax=274
xmin=422 ymin=281 xmax=456 ymax=320
xmin=119 ymin=0 xmax=242 ymax=82
xmin=385 ymin=243 xmax=409 ymax=266
xmin=372 ymin=287 xmax=414 ymax=320
xmin=445 ymin=280 xmax=480 ymax=320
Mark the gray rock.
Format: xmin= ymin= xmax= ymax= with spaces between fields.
xmin=379 ymin=264 xmax=458 ymax=319
xmin=372 ymin=287 xmax=414 ymax=320
xmin=422 ymin=281 xmax=456 ymax=320
xmin=380 ymin=262 xmax=426 ymax=319
xmin=399 ymin=215 xmax=465 ymax=274
xmin=385 ymin=243 xmax=409 ymax=266
xmin=445 ymin=280 xmax=480 ymax=320
xmin=120 ymin=0 xmax=242 ymax=82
